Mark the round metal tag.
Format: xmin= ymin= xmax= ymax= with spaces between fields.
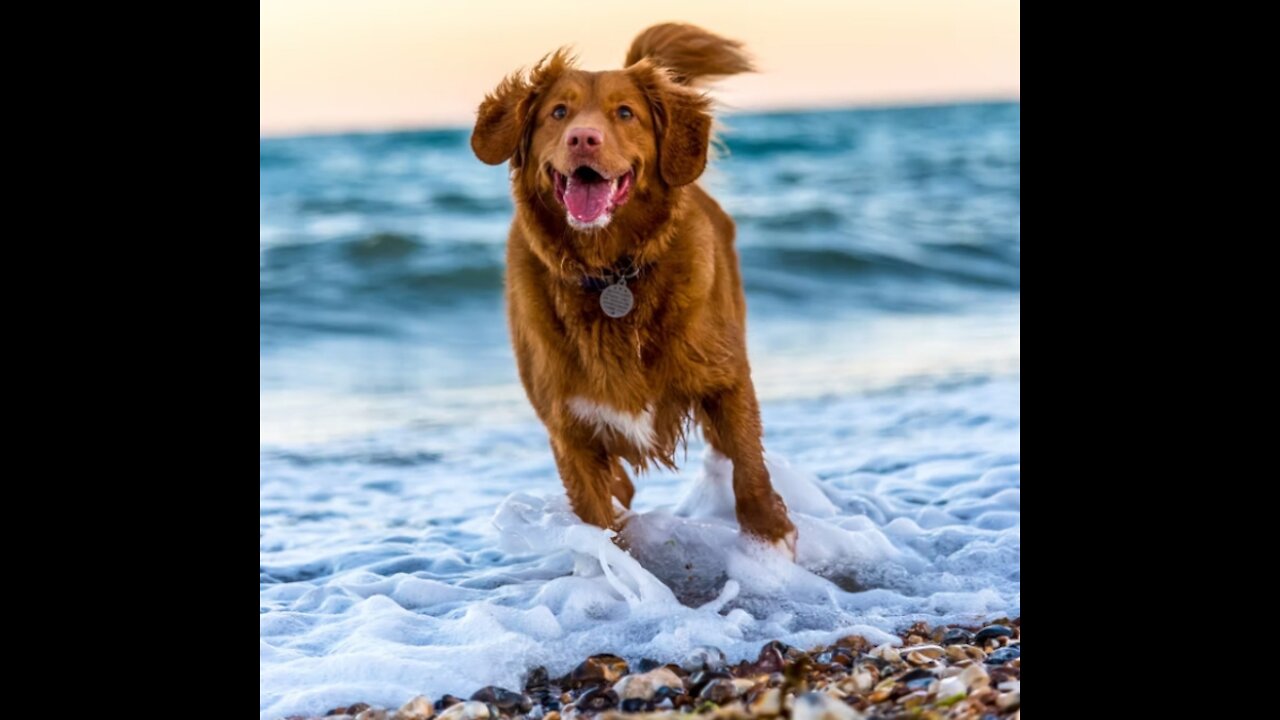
xmin=599 ymin=282 xmax=634 ymax=318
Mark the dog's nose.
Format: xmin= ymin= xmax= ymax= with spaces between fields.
xmin=566 ymin=127 xmax=603 ymax=152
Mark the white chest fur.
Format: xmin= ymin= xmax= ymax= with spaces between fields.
xmin=567 ymin=397 xmax=656 ymax=451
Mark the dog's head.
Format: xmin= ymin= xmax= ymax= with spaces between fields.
xmin=471 ymin=50 xmax=712 ymax=250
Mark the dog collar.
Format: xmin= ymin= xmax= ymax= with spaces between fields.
xmin=580 ymin=255 xmax=640 ymax=291
xmin=581 ymin=255 xmax=642 ymax=318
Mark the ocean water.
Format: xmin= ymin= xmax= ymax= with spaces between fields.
xmin=259 ymin=102 xmax=1020 ymax=719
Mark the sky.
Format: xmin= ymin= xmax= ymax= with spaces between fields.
xmin=260 ymin=0 xmax=1019 ymax=137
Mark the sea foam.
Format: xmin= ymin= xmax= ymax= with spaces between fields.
xmin=261 ymin=378 xmax=1019 ymax=719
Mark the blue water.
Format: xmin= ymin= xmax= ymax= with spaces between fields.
xmin=259 ymin=102 xmax=1020 ymax=718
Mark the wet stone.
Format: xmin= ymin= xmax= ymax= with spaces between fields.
xmin=835 ymin=635 xmax=872 ymax=654
xmin=756 ymin=643 xmax=786 ymax=674
xmin=899 ymin=668 xmax=935 ymax=691
xmin=985 ymin=645 xmax=1020 ymax=665
xmin=654 ymin=686 xmax=682 ymax=701
xmin=791 ymin=692 xmax=861 ymax=720
xmin=395 ymin=696 xmax=435 ymax=720
xmin=569 ymin=655 xmax=630 ymax=688
xmin=748 ymin=687 xmax=782 ymax=716
xmin=434 ymin=696 xmax=464 ymax=711
xmin=572 ymin=687 xmax=618 ymax=713
xmin=470 ymin=687 xmax=532 ymax=715
xmin=698 ymin=678 xmax=740 ymax=704
xmin=523 ymin=667 xmax=549 ymax=694
xmin=681 ymin=646 xmax=727 ymax=673
xmin=613 ymin=667 xmax=685 ymax=702
xmin=688 ymin=669 xmax=732 ymax=695
xmin=974 ymin=625 xmax=1014 ymax=643
xmin=619 ymin=698 xmax=649 ymax=713
xmin=437 ymin=702 xmax=489 ymax=720
xmin=942 ymin=628 xmax=974 ymax=645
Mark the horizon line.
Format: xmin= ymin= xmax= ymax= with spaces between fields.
xmin=259 ymin=93 xmax=1019 ymax=141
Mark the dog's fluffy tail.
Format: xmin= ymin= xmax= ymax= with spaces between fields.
xmin=624 ymin=23 xmax=753 ymax=86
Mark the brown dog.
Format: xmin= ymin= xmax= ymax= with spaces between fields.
xmin=471 ymin=23 xmax=796 ymax=555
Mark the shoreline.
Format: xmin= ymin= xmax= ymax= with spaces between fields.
xmin=290 ymin=618 xmax=1020 ymax=720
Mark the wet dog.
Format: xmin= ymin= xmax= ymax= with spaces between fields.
xmin=471 ymin=23 xmax=796 ymax=555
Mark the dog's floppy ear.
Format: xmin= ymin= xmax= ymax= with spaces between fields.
xmin=471 ymin=49 xmax=574 ymax=168
xmin=628 ymin=60 xmax=714 ymax=187
xmin=471 ymin=73 xmax=531 ymax=166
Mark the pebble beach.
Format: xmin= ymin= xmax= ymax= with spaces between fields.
xmin=295 ymin=619 xmax=1021 ymax=720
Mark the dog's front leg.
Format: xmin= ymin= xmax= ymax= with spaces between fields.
xmin=701 ymin=383 xmax=798 ymax=557
xmin=550 ymin=432 xmax=622 ymax=532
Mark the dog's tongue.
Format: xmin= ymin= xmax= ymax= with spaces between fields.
xmin=564 ymin=177 xmax=612 ymax=223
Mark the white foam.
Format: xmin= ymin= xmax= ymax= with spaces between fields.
xmin=260 ymin=377 xmax=1020 ymax=719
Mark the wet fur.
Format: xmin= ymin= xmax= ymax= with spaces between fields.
xmin=471 ymin=24 xmax=796 ymax=551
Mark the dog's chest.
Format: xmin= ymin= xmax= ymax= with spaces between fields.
xmin=563 ymin=318 xmax=684 ymax=455
xmin=566 ymin=396 xmax=657 ymax=450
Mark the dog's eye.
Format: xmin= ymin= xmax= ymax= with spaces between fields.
xmin=551 ymin=104 xmax=568 ymax=120
xmin=617 ymin=105 xmax=634 ymax=120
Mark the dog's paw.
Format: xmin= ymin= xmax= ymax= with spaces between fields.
xmin=772 ymin=527 xmax=798 ymax=561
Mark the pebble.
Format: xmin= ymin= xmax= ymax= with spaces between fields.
xmin=569 ymin=655 xmax=629 ymax=687
xmin=469 ymin=688 xmax=532 ymax=715
xmin=523 ymin=667 xmax=549 ymax=694
xmin=434 ymin=696 xmax=464 ymax=711
xmin=688 ymin=669 xmax=731 ymax=695
xmin=436 ymin=702 xmax=489 ymax=720
xmin=680 ymin=646 xmax=727 ymax=672
xmin=839 ymin=668 xmax=876 ymax=694
xmin=867 ymin=688 xmax=893 ymax=704
xmin=899 ymin=668 xmax=935 ymax=691
xmin=903 ymin=644 xmax=945 ymax=658
xmin=749 ymin=687 xmax=782 ymax=716
xmin=755 ymin=642 xmax=787 ymax=674
xmin=698 ymin=678 xmax=740 ymax=704
xmin=306 ymin=619 xmax=1020 ymax=719
xmin=975 ymin=625 xmax=1015 ymax=643
xmin=869 ymin=643 xmax=901 ymax=663
xmin=959 ymin=663 xmax=990 ymax=691
xmin=791 ymin=692 xmax=864 ymax=720
xmin=572 ymin=687 xmax=618 ymax=713
xmin=897 ymin=690 xmax=929 ymax=709
xmin=906 ymin=651 xmax=938 ymax=667
xmin=934 ymin=675 xmax=967 ymax=700
xmin=612 ymin=667 xmax=684 ymax=700
xmin=393 ymin=696 xmax=434 ymax=720
xmin=985 ymin=646 xmax=1020 ymax=665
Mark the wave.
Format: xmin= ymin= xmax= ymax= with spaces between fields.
xmin=260 ymin=102 xmax=1020 ymax=337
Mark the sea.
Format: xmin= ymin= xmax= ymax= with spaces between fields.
xmin=260 ymin=102 xmax=1020 ymax=719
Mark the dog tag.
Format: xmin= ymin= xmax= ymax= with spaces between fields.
xmin=600 ymin=282 xmax=634 ymax=318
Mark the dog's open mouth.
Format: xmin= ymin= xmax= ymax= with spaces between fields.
xmin=551 ymin=166 xmax=634 ymax=228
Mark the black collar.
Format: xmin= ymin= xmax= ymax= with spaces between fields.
xmin=580 ymin=255 xmax=641 ymax=291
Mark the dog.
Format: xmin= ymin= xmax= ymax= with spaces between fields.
xmin=471 ymin=23 xmax=796 ymax=556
